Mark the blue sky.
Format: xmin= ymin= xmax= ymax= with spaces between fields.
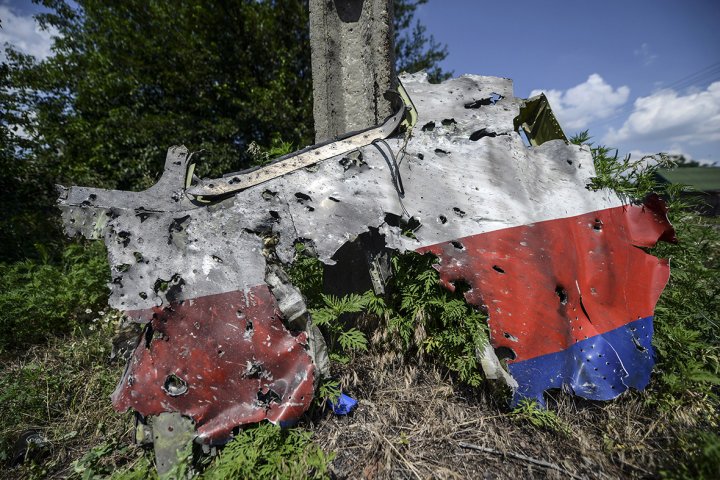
xmin=2 ymin=0 xmax=719 ymax=164
xmin=416 ymin=0 xmax=720 ymax=164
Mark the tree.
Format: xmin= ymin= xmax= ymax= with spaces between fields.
xmin=394 ymin=0 xmax=451 ymax=83
xmin=0 ymin=0 xmax=449 ymax=261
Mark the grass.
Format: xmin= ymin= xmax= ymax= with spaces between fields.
xmin=0 ymin=311 xmax=135 ymax=479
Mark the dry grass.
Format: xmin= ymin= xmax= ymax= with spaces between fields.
xmin=310 ymin=346 xmax=707 ymax=479
xmin=0 ymin=314 xmax=141 ymax=479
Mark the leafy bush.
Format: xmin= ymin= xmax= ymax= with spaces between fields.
xmin=0 ymin=241 xmax=109 ymax=353
xmin=292 ymin=246 xmax=489 ymax=386
xmin=573 ymin=131 xmax=719 ymax=478
xmin=202 ymin=423 xmax=332 ymax=480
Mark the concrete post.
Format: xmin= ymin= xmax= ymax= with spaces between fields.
xmin=309 ymin=0 xmax=396 ymax=142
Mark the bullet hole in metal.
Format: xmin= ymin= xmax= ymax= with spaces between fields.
xmin=135 ymin=207 xmax=153 ymax=222
xmin=504 ymin=332 xmax=519 ymax=342
xmin=417 ymin=153 xmax=424 ymax=160
xmin=593 ymin=219 xmax=603 ymax=231
xmin=306 ymin=206 xmax=315 ymax=212
xmin=295 ymin=192 xmax=312 ymax=203
xmin=328 ymin=196 xmax=340 ymax=202
xmin=579 ymin=297 xmax=591 ymax=321
xmin=441 ymin=118 xmax=457 ymax=126
xmin=244 ymin=362 xmax=263 ymax=379
xmin=154 ymin=274 xmax=185 ymax=302
xmin=112 ymin=277 xmax=123 ymax=288
xmin=81 ymin=193 xmax=97 ymax=206
xmin=469 ymin=129 xmax=498 ymax=141
xmin=434 ymin=148 xmax=450 ymax=156
xmin=144 ymin=324 xmax=154 ymax=348
xmin=438 ymin=215 xmax=447 ymax=224
xmin=338 ymin=151 xmax=367 ymax=171
xmin=133 ymin=252 xmax=144 ymax=263
xmin=117 ymin=231 xmax=131 ymax=247
xmin=257 ymin=389 xmax=281 ymax=407
xmin=421 ymin=121 xmax=435 ymax=131
xmin=452 ymin=279 xmax=472 ymax=295
xmin=139 ymin=292 xmax=148 ymax=300
xmin=555 ymin=286 xmax=568 ymax=305
xmin=451 ymin=240 xmax=464 ymax=250
xmin=492 ymin=265 xmax=505 ymax=274
xmin=228 ymin=176 xmax=241 ymax=185
xmin=261 ymin=189 xmax=277 ymax=200
xmin=495 ymin=346 xmax=517 ymax=361
xmin=632 ymin=336 xmax=647 ymax=352
xmin=154 ymin=278 xmax=170 ymax=293
xmin=384 ymin=213 xmax=422 ymax=235
xmin=464 ymin=93 xmax=503 ymax=108
xmin=269 ymin=210 xmax=280 ymax=221
xmin=453 ymin=207 xmax=466 ymax=217
xmin=163 ymin=374 xmax=188 ymax=397
xmin=168 ymin=215 xmax=191 ymax=245
xmin=566 ymin=159 xmax=573 ymax=165
xmin=211 ymin=255 xmax=223 ymax=263
xmin=245 ymin=319 xmax=253 ymax=332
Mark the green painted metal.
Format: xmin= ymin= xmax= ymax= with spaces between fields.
xmin=514 ymin=93 xmax=567 ymax=146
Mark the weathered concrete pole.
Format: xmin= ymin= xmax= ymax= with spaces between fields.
xmin=309 ymin=0 xmax=396 ymax=142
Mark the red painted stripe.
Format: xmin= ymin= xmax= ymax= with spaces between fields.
xmin=111 ymin=285 xmax=315 ymax=444
xmin=418 ymin=198 xmax=674 ymax=363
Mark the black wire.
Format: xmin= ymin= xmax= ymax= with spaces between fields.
xmin=372 ymin=138 xmax=405 ymax=198
xmin=371 ymin=139 xmax=412 ymax=218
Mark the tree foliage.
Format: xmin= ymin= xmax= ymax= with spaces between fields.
xmin=394 ymin=0 xmax=451 ymax=83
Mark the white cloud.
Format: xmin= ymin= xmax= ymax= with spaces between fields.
xmin=634 ymin=43 xmax=658 ymax=66
xmin=605 ymin=82 xmax=720 ymax=145
xmin=0 ymin=5 xmax=58 ymax=61
xmin=530 ymin=74 xmax=630 ymax=131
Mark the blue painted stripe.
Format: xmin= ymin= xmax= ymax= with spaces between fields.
xmin=508 ymin=316 xmax=655 ymax=406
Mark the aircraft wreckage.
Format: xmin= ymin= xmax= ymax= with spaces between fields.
xmin=58 ymin=72 xmax=675 ymax=452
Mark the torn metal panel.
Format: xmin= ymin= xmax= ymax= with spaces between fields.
xmin=59 ymin=72 xmax=674 ymax=444
xmin=513 ymin=93 xmax=568 ymax=146
xmin=417 ymin=198 xmax=674 ymax=404
xmin=112 ymin=285 xmax=315 ymax=443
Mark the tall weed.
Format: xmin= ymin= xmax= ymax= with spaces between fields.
xmin=0 ymin=241 xmax=109 ymax=353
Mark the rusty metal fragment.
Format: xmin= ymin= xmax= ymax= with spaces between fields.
xmin=58 ymin=73 xmax=674 ymax=445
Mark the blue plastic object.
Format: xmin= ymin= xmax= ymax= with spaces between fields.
xmin=328 ymin=393 xmax=358 ymax=415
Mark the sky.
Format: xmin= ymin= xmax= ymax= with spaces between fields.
xmin=416 ymin=0 xmax=720 ymax=165
xmin=2 ymin=0 xmax=719 ymax=165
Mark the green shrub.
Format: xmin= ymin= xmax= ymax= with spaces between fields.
xmin=0 ymin=241 xmax=109 ymax=353
xmin=201 ymin=422 xmax=332 ymax=480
